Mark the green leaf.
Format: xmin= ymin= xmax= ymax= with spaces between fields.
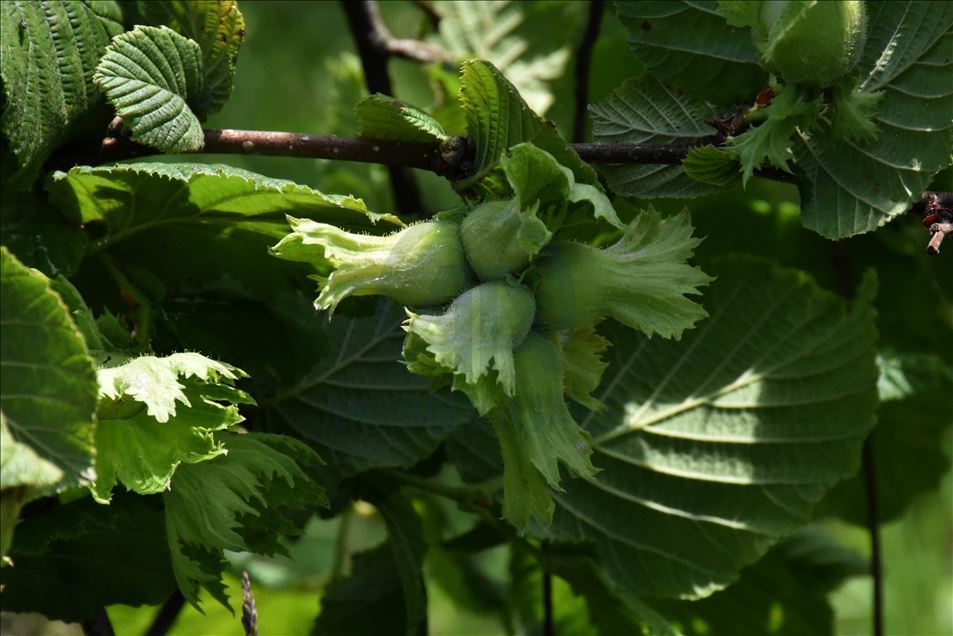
xmin=48 ymin=163 xmax=395 ymax=300
xmin=615 ymin=1 xmax=767 ymax=106
xmin=458 ymin=59 xmax=596 ymax=191
xmin=94 ymin=25 xmax=206 ymax=152
xmin=545 ymin=257 xmax=879 ymax=598
xmin=729 ymin=84 xmax=821 ymax=184
xmin=0 ymin=247 xmax=97 ymax=488
xmin=434 ymin=1 xmax=571 ymax=115
xmin=558 ymin=326 xmax=611 ymax=411
xmin=0 ymin=494 xmax=176 ymax=623
xmin=263 ymin=298 xmax=473 ymax=474
xmin=0 ymin=190 xmax=88 ymax=278
xmin=654 ymin=530 xmax=867 ymax=635
xmin=356 ymin=94 xmax=448 ymax=143
xmin=549 ymin=554 xmax=684 ymax=636
xmin=494 ymin=334 xmax=598 ymax=528
xmin=96 ymin=353 xmax=245 ymax=423
xmin=0 ymin=0 xmax=123 ymax=186
xmin=313 ymin=545 xmax=415 ymax=636
xmin=129 ymin=0 xmax=246 ymax=115
xmin=164 ymin=432 xmax=327 ymax=610
xmin=502 ymin=143 xmax=624 ymax=229
xmin=817 ymin=352 xmax=953 ymax=525
xmin=369 ymin=490 xmax=429 ymax=636
xmin=92 ymin=353 xmax=253 ymax=503
xmin=591 ymin=77 xmax=723 ymax=198
xmin=794 ymin=1 xmax=953 ymax=238
xmin=682 ymin=145 xmax=742 ymax=188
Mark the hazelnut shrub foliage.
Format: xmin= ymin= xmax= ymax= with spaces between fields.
xmin=1 ymin=1 xmax=951 ymax=634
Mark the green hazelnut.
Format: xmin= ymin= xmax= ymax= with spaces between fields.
xmin=533 ymin=208 xmax=710 ymax=339
xmin=405 ymin=279 xmax=535 ymax=397
xmin=759 ymin=0 xmax=867 ymax=86
xmin=461 ymin=199 xmax=551 ymax=281
xmin=272 ymin=218 xmax=471 ymax=313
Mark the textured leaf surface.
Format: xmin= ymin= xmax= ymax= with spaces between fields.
xmin=313 ymin=545 xmax=414 ymax=636
xmin=592 ymin=77 xmax=722 ymax=198
xmin=0 ymin=247 xmax=97 ymax=487
xmin=0 ymin=0 xmax=122 ymax=185
xmin=654 ymin=530 xmax=867 ymax=635
xmin=131 ymin=0 xmax=245 ymax=114
xmin=435 ymin=1 xmax=570 ymax=115
xmin=546 ymin=257 xmax=878 ymax=598
xmin=616 ymin=0 xmax=767 ymax=105
xmin=48 ymin=163 xmax=396 ymax=298
xmin=265 ymin=299 xmax=473 ymax=474
xmin=459 ymin=60 xmax=596 ymax=190
xmin=356 ymin=94 xmax=447 ymax=142
xmin=94 ymin=25 xmax=206 ymax=152
xmin=0 ymin=495 xmax=176 ymax=622
xmin=818 ymin=352 xmax=953 ymax=525
xmin=164 ymin=432 xmax=327 ymax=609
xmin=92 ymin=353 xmax=252 ymax=502
xmin=0 ymin=190 xmax=88 ymax=278
xmin=50 ymin=162 xmax=390 ymax=240
xmin=795 ymin=1 xmax=953 ymax=238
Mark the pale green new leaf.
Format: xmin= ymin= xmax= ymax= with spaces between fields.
xmin=92 ymin=353 xmax=253 ymax=502
xmin=165 ymin=432 xmax=327 ymax=610
xmin=0 ymin=0 xmax=122 ymax=185
xmin=356 ymin=94 xmax=448 ymax=143
xmin=795 ymin=1 xmax=953 ymax=238
xmin=729 ymin=84 xmax=821 ymax=183
xmin=435 ymin=0 xmax=570 ymax=115
xmin=264 ymin=299 xmax=473 ymax=474
xmin=94 ymin=25 xmax=206 ymax=152
xmin=0 ymin=247 xmax=97 ymax=487
xmin=615 ymin=1 xmax=767 ymax=106
xmin=682 ymin=146 xmax=742 ymax=188
xmin=495 ymin=334 xmax=598 ymax=528
xmin=502 ymin=143 xmax=624 ymax=229
xmin=458 ymin=60 xmax=596 ymax=191
xmin=545 ymin=257 xmax=878 ymax=599
xmin=591 ymin=77 xmax=722 ymax=198
xmin=97 ymin=353 xmax=243 ymax=424
xmin=130 ymin=0 xmax=246 ymax=114
xmin=557 ymin=327 xmax=611 ymax=411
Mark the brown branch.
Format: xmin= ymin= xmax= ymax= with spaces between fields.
xmin=573 ymin=0 xmax=605 ymax=143
xmin=344 ymin=0 xmax=452 ymax=65
xmin=341 ymin=0 xmax=424 ymax=213
xmin=78 ymin=128 xmax=806 ymax=187
xmin=913 ymin=191 xmax=953 ymax=255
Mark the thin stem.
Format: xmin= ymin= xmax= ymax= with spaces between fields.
xmin=330 ymin=506 xmax=352 ymax=582
xmin=863 ymin=440 xmax=884 ymax=636
xmin=831 ymin=241 xmax=883 ymax=636
xmin=340 ymin=0 xmax=424 ymax=214
xmin=573 ymin=0 xmax=605 ymax=143
xmin=542 ymin=544 xmax=554 ymax=636
xmin=81 ymin=610 xmax=115 ymax=636
xmin=99 ymin=253 xmax=152 ymax=350
xmin=144 ymin=590 xmax=185 ymax=636
xmin=411 ymin=0 xmax=442 ymax=31
xmin=381 ymin=469 xmax=501 ymax=503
